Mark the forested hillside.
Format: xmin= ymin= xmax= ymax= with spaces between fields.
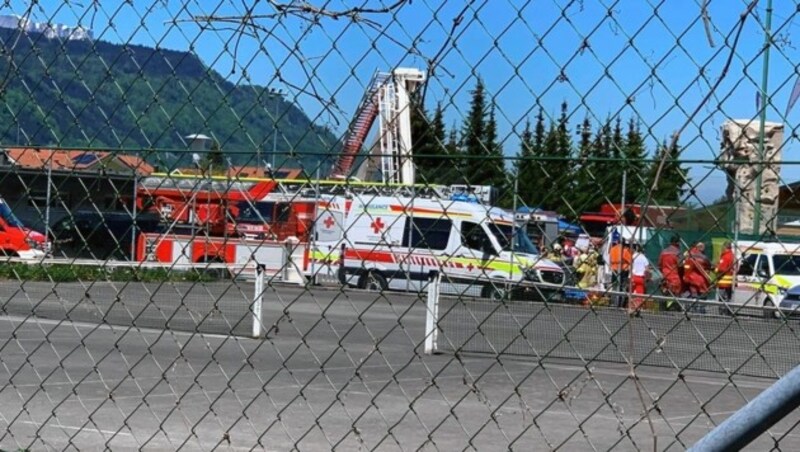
xmin=0 ymin=28 xmax=338 ymax=170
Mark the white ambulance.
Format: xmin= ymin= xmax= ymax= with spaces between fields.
xmin=731 ymin=240 xmax=800 ymax=318
xmin=309 ymin=194 xmax=565 ymax=300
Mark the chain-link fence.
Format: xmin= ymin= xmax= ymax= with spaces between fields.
xmin=2 ymin=0 xmax=800 ymax=450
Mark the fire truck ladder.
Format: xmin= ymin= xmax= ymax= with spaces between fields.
xmin=376 ymin=68 xmax=425 ymax=185
xmin=329 ymin=71 xmax=390 ymax=180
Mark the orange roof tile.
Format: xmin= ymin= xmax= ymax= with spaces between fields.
xmin=3 ymin=147 xmax=153 ymax=176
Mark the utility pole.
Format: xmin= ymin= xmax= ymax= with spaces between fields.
xmin=270 ymin=88 xmax=283 ymax=170
xmin=754 ymin=0 xmax=773 ymax=235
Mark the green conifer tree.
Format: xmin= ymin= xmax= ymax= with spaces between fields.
xmin=647 ymin=140 xmax=689 ymax=204
xmin=623 ymin=118 xmax=648 ymax=203
xmin=569 ymin=116 xmax=595 ymax=217
xmin=461 ymin=78 xmax=487 ymax=186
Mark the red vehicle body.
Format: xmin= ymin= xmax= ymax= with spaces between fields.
xmin=136 ymin=176 xmax=277 ymax=236
xmin=228 ymin=199 xmax=316 ymax=242
xmin=135 ymin=175 xmax=319 ymax=264
xmin=579 ymin=203 xmax=684 ymax=238
xmin=0 ymin=198 xmax=48 ymax=258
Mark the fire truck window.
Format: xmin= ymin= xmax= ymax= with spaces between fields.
xmin=461 ymin=221 xmax=490 ymax=252
xmin=276 ymin=203 xmax=291 ymax=222
xmin=403 ymin=217 xmax=451 ymax=251
xmin=238 ymin=202 xmax=274 ymax=222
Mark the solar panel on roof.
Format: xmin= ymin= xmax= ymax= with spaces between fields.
xmin=72 ymin=153 xmax=99 ymax=165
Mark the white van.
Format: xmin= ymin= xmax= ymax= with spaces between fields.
xmin=731 ymin=240 xmax=800 ymax=317
xmin=308 ymin=194 xmax=565 ymax=300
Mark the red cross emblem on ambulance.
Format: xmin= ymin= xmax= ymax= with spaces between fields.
xmin=370 ymin=217 xmax=385 ymax=234
xmin=323 ymin=216 xmax=335 ymax=229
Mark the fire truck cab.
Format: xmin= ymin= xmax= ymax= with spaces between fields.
xmin=230 ymin=199 xmax=316 ymax=242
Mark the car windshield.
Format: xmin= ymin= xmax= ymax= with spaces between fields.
xmin=0 ymin=202 xmax=25 ymax=228
xmin=237 ymin=202 xmax=273 ymax=223
xmin=491 ymin=223 xmax=539 ymax=255
xmin=772 ymin=254 xmax=800 ymax=276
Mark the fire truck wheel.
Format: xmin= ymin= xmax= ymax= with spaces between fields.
xmin=360 ymin=271 xmax=387 ymax=292
xmin=198 ymin=257 xmax=228 ymax=280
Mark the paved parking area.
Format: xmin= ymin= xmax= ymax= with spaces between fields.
xmin=0 ymin=282 xmax=796 ymax=450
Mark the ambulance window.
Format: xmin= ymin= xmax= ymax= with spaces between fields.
xmin=403 ymin=218 xmax=451 ymax=251
xmin=772 ymin=255 xmax=800 ymax=275
xmin=461 ymin=221 xmax=491 ymax=252
xmin=738 ymin=254 xmax=757 ymax=276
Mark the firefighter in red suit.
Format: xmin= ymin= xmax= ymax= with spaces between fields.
xmin=684 ymin=241 xmax=711 ymax=298
xmin=659 ymin=235 xmax=683 ymax=305
xmin=715 ymin=241 xmax=735 ymax=304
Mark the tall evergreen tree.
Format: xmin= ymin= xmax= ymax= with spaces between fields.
xmin=622 ymin=118 xmax=648 ymax=203
xmin=553 ymin=101 xmax=573 ymax=214
xmin=541 ymin=123 xmax=560 ymax=210
xmin=583 ymin=120 xmax=613 ymax=212
xmin=515 ymin=109 xmax=547 ymax=209
xmin=461 ymin=78 xmax=489 ymax=186
xmin=569 ymin=116 xmax=595 ymax=216
xmin=646 ymin=140 xmax=688 ymax=204
xmin=603 ymin=117 xmax=625 ymax=204
xmin=411 ymin=100 xmax=448 ymax=183
xmin=484 ymin=105 xmax=507 ymax=196
xmin=515 ymin=119 xmax=535 ymax=205
xmin=409 ymin=95 xmax=432 ymax=178
xmin=444 ymin=125 xmax=462 ymax=183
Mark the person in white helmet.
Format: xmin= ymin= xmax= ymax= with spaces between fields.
xmin=547 ymin=243 xmax=563 ymax=263
xmin=629 ymin=242 xmax=651 ymax=314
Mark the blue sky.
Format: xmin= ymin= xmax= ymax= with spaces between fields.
xmin=5 ymin=0 xmax=800 ymax=205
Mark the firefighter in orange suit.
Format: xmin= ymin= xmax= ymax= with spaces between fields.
xmin=715 ymin=241 xmax=735 ymax=304
xmin=659 ymin=235 xmax=683 ymax=297
xmin=683 ymin=241 xmax=711 ymax=298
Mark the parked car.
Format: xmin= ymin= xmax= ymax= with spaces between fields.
xmin=0 ymin=197 xmax=49 ymax=258
xmin=50 ymin=211 xmax=162 ymax=260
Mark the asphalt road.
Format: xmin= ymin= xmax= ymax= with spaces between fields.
xmin=0 ymin=281 xmax=797 ymax=450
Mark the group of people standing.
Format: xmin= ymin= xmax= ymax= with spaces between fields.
xmin=658 ymin=235 xmax=735 ymax=311
xmin=606 ymin=235 xmax=736 ymax=313
xmin=541 ymin=233 xmax=737 ymax=313
xmin=542 ymin=239 xmax=601 ymax=289
xmin=608 ymin=239 xmax=650 ymax=313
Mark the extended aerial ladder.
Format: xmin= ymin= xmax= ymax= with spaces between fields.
xmin=329 ymin=68 xmax=426 ymax=185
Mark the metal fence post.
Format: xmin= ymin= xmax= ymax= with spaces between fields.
xmin=252 ymin=263 xmax=265 ymax=338
xmin=424 ymin=270 xmax=441 ymax=355
xmin=689 ymin=364 xmax=800 ymax=451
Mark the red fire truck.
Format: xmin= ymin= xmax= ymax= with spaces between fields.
xmin=579 ymin=203 xmax=685 ymax=238
xmin=134 ymin=175 xmax=321 ymax=266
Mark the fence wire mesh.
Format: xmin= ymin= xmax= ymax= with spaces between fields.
xmin=2 ymin=0 xmax=800 ymax=450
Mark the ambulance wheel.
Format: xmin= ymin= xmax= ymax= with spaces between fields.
xmin=482 ymin=281 xmax=509 ymax=302
xmin=763 ymin=298 xmax=780 ymax=319
xmin=360 ymin=271 xmax=387 ymax=292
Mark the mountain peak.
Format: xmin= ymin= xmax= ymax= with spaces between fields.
xmin=0 ymin=14 xmax=93 ymax=41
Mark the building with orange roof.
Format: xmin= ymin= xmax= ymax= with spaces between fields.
xmin=0 ymin=147 xmax=155 ymax=233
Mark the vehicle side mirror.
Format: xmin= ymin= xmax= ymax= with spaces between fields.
xmin=481 ymin=238 xmax=496 ymax=256
xmin=757 ymin=268 xmax=771 ymax=278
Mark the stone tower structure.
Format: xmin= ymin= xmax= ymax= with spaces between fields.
xmin=719 ymin=120 xmax=784 ymax=235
